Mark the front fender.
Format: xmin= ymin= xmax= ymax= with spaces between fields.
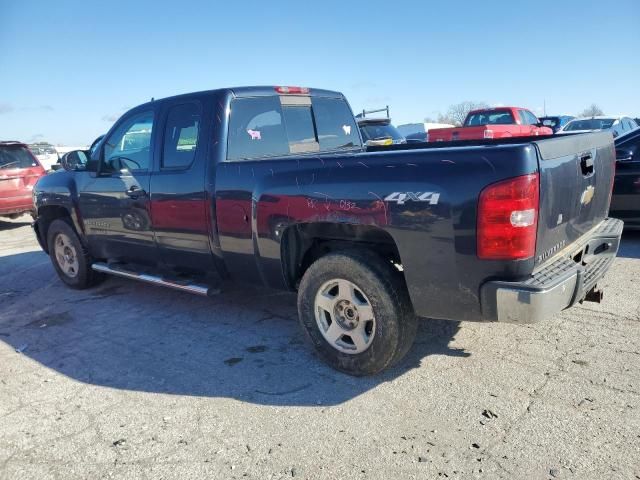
xmin=33 ymin=171 xmax=86 ymax=244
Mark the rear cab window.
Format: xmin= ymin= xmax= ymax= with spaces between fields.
xmin=226 ymin=94 xmax=360 ymax=161
xmin=465 ymin=110 xmax=515 ymax=126
xmin=0 ymin=145 xmax=39 ymax=169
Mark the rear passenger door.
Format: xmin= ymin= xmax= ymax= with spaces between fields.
xmin=149 ymin=97 xmax=215 ymax=271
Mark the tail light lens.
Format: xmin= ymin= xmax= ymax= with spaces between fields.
xmin=484 ymin=129 xmax=494 ymax=139
xmin=477 ymin=173 xmax=539 ymax=260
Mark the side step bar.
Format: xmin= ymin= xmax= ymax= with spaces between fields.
xmin=91 ymin=262 xmax=219 ymax=296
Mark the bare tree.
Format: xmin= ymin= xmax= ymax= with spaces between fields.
xmin=424 ymin=113 xmax=457 ymax=125
xmin=580 ymin=104 xmax=604 ymax=117
xmin=446 ymin=101 xmax=489 ymax=126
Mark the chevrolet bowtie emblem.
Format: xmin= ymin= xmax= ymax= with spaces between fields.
xmin=581 ymin=185 xmax=595 ymax=206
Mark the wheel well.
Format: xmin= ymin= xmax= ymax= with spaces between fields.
xmin=36 ymin=206 xmax=72 ymax=253
xmin=281 ymin=223 xmax=404 ymax=290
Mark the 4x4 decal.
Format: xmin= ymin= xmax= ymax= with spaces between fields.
xmin=384 ymin=192 xmax=440 ymax=205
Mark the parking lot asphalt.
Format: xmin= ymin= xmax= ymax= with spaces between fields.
xmin=0 ymin=215 xmax=639 ymax=480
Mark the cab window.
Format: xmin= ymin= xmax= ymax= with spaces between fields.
xmin=311 ymin=97 xmax=361 ymax=151
xmin=102 ymin=111 xmax=154 ymax=173
xmin=162 ymin=102 xmax=201 ymax=169
xmin=520 ymin=110 xmax=538 ymax=125
xmin=227 ymin=96 xmax=289 ymax=161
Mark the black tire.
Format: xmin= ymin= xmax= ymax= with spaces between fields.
xmin=297 ymin=250 xmax=418 ymax=376
xmin=47 ymin=218 xmax=104 ymax=289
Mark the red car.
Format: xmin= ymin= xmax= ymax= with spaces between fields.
xmin=0 ymin=141 xmax=45 ymax=218
xmin=428 ymin=107 xmax=553 ymax=142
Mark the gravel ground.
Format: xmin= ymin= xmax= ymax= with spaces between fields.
xmin=0 ymin=215 xmax=639 ymax=480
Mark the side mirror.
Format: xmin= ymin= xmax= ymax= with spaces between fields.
xmin=616 ymin=148 xmax=634 ymax=163
xmin=60 ymin=150 xmax=89 ymax=171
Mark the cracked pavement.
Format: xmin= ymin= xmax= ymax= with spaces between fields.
xmin=0 ymin=215 xmax=639 ymax=479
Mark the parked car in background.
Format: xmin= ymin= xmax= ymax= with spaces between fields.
xmin=397 ymin=122 xmax=455 ymax=143
xmin=538 ymin=115 xmax=575 ymax=133
xmin=558 ymin=116 xmax=638 ymax=138
xmin=611 ymin=128 xmax=640 ymax=229
xmin=0 ymin=141 xmax=45 ymax=218
xmin=427 ymin=107 xmax=553 ymax=142
xmin=358 ymin=118 xmax=406 ymax=146
xmin=28 ymin=143 xmax=59 ymax=171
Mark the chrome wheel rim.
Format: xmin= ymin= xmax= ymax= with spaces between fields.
xmin=314 ymin=279 xmax=376 ymax=354
xmin=54 ymin=233 xmax=79 ymax=278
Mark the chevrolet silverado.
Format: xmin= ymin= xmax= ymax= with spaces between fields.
xmin=32 ymin=86 xmax=622 ymax=375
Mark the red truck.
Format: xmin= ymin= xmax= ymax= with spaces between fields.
xmin=428 ymin=107 xmax=553 ymax=142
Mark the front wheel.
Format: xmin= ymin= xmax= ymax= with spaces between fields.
xmin=297 ymin=251 xmax=417 ymax=376
xmin=47 ymin=219 xmax=104 ymax=289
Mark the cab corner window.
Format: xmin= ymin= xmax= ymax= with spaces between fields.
xmin=163 ymin=103 xmax=201 ymax=169
xmin=102 ymin=111 xmax=154 ymax=173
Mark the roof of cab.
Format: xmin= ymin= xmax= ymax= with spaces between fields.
xmin=230 ymin=86 xmax=343 ymax=98
xmin=122 ymin=86 xmax=345 ymax=117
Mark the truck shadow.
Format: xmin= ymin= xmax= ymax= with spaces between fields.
xmin=0 ymin=251 xmax=468 ymax=407
xmin=0 ymin=219 xmax=32 ymax=231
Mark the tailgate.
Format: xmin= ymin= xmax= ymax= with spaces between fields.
xmin=533 ymin=131 xmax=615 ymax=266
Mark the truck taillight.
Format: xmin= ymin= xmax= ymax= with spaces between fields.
xmin=477 ymin=173 xmax=539 ymax=260
xmin=484 ymin=129 xmax=494 ymax=139
xmin=275 ymin=86 xmax=309 ymax=94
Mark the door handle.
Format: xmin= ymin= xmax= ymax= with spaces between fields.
xmin=126 ymin=185 xmax=147 ymax=198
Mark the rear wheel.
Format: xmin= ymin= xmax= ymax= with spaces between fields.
xmin=47 ymin=219 xmax=104 ymax=289
xmin=297 ymin=250 xmax=417 ymax=376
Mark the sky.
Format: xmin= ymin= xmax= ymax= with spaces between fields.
xmin=1 ymin=0 xmax=639 ymax=145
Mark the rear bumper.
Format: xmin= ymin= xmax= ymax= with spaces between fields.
xmin=0 ymin=194 xmax=33 ymax=216
xmin=480 ymin=217 xmax=623 ymax=324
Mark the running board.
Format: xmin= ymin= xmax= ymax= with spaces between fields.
xmin=91 ymin=262 xmax=219 ymax=296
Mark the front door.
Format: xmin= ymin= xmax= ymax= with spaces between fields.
xmin=79 ymin=110 xmax=158 ymax=265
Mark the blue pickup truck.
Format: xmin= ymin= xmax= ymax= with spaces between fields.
xmin=32 ymin=86 xmax=623 ymax=375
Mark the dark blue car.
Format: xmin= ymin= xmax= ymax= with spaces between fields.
xmin=539 ymin=115 xmax=575 ymax=133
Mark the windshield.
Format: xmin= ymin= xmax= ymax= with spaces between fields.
xmin=564 ymin=118 xmax=615 ymax=131
xmin=360 ymin=123 xmax=404 ymax=141
xmin=0 ymin=146 xmax=38 ymax=169
xmin=465 ymin=110 xmax=515 ymax=126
